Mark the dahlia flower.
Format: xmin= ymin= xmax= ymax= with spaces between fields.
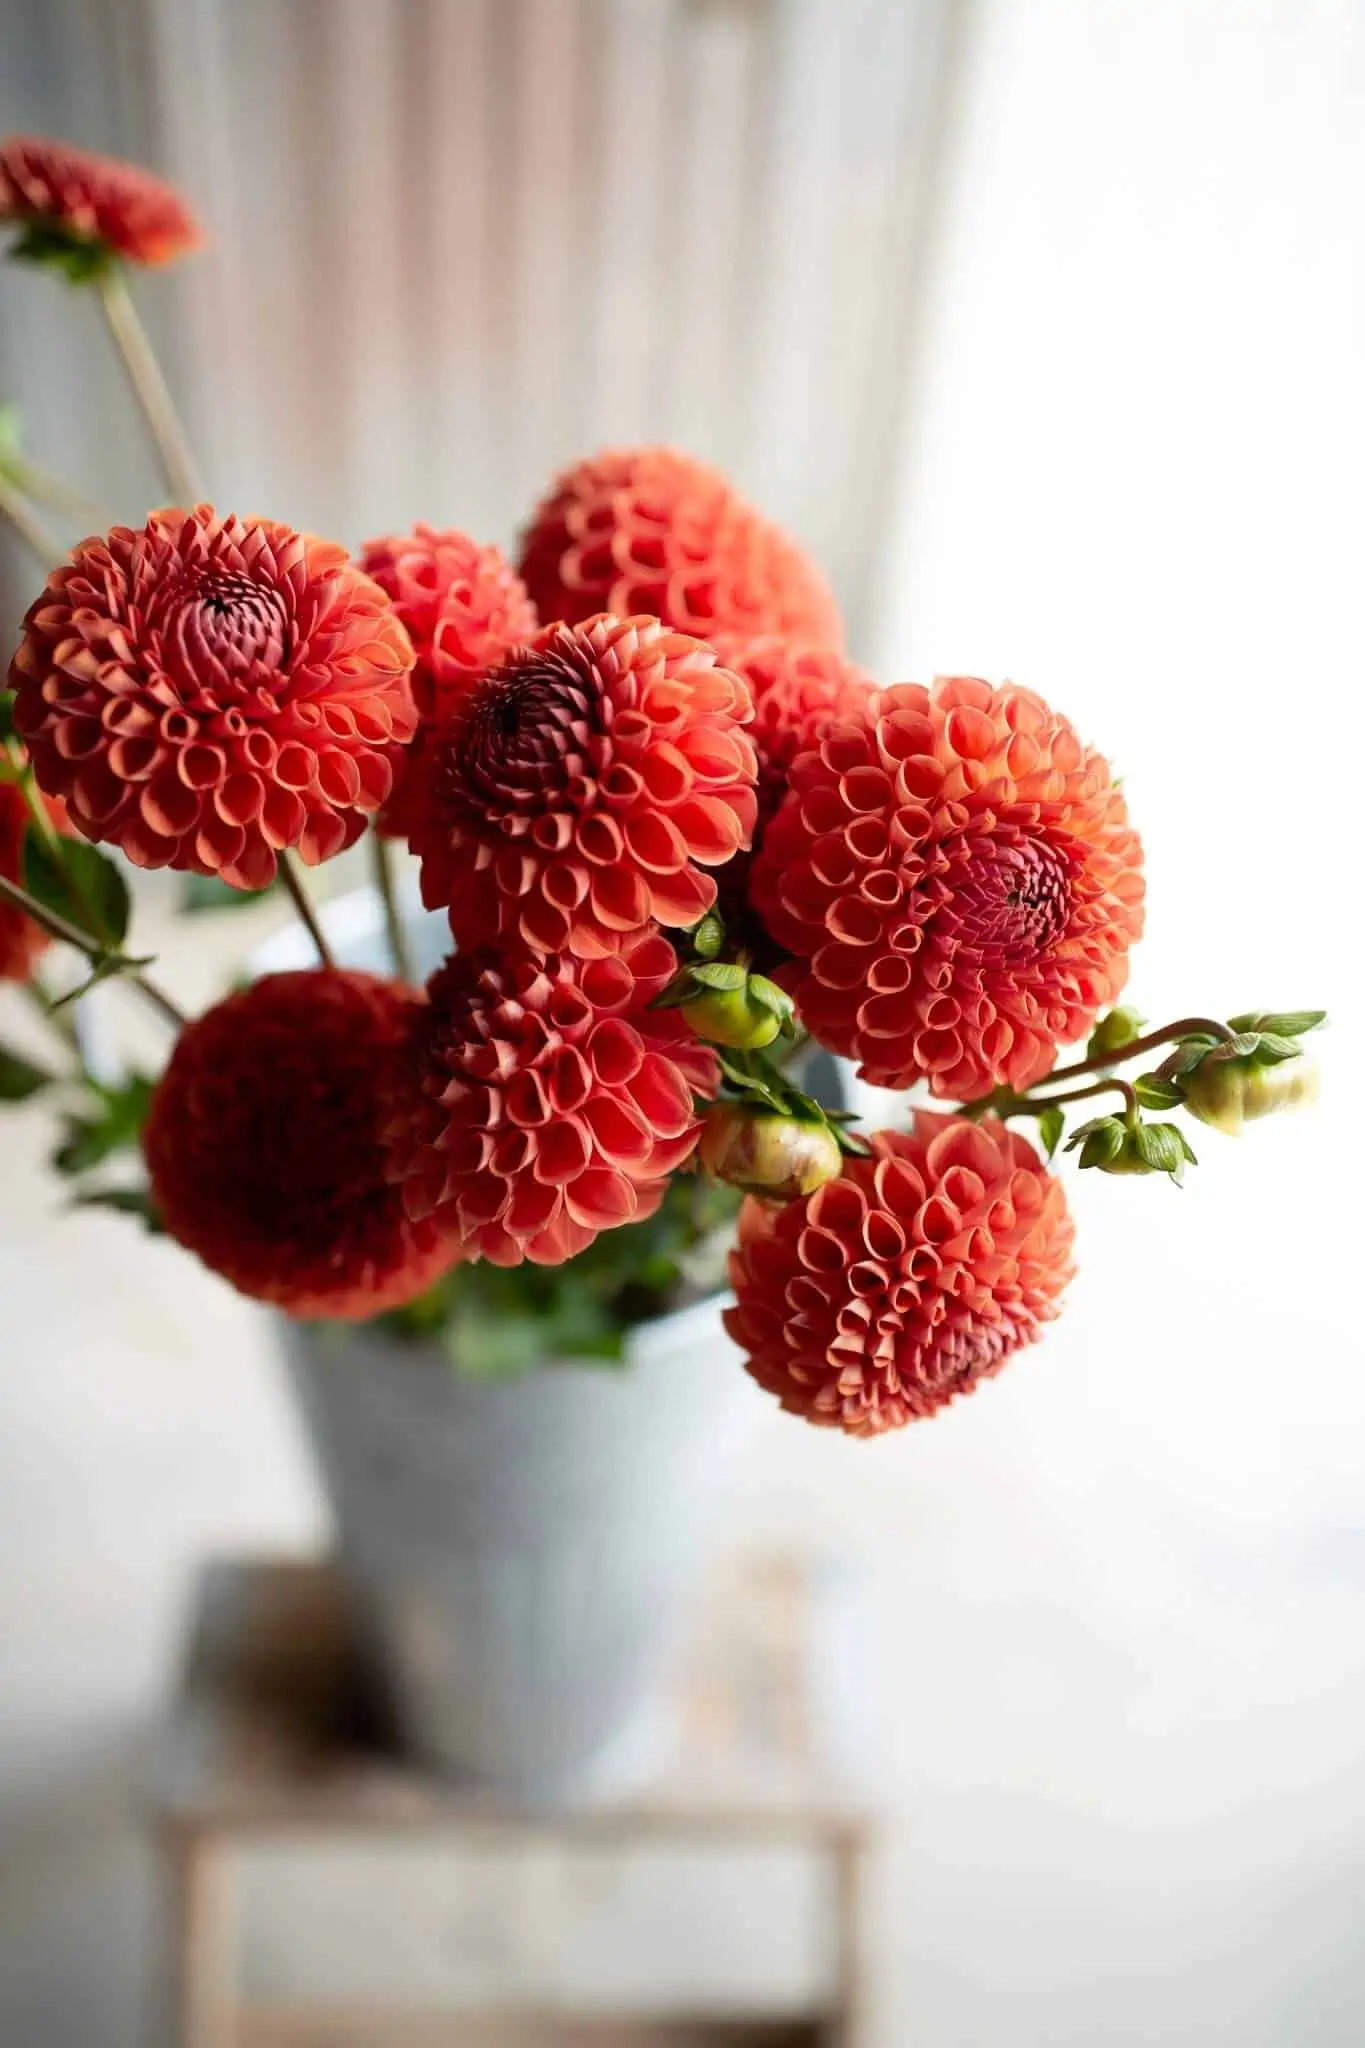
xmin=388 ymin=931 xmax=718 ymax=1267
xmin=750 ymin=676 xmax=1145 ymax=1098
xmin=359 ymin=525 xmax=537 ymax=725
xmin=10 ymin=507 xmax=417 ymax=891
xmin=518 ymin=447 xmax=843 ymax=649
xmin=411 ymin=613 xmax=757 ymax=957
xmin=144 ymin=970 xmax=457 ymax=1317
xmin=725 ymin=1113 xmax=1075 ymax=1435
xmin=0 ymin=135 xmax=200 ymax=268
xmin=0 ymin=781 xmax=49 ymax=981
xmin=714 ymin=637 xmax=875 ymax=841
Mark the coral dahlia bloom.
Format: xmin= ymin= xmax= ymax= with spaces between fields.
xmin=411 ymin=613 xmax=757 ymax=957
xmin=10 ymin=507 xmax=417 ymax=891
xmin=0 ymin=781 xmax=49 ymax=982
xmin=0 ymin=135 xmax=200 ymax=267
xmin=750 ymin=676 xmax=1145 ymax=1098
xmin=518 ymin=447 xmax=843 ymax=649
xmin=724 ymin=1113 xmax=1075 ymax=1436
xmin=389 ymin=931 xmax=718 ymax=1267
xmin=145 ymin=971 xmax=458 ymax=1317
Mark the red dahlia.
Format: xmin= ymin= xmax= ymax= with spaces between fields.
xmin=0 ymin=781 xmax=49 ymax=982
xmin=388 ymin=931 xmax=718 ymax=1267
xmin=518 ymin=447 xmax=843 ymax=649
xmin=750 ymin=675 xmax=1145 ymax=1098
xmin=10 ymin=507 xmax=417 ymax=891
xmin=411 ymin=613 xmax=757 ymax=957
xmin=0 ymin=135 xmax=200 ymax=267
xmin=145 ymin=970 xmax=458 ymax=1317
xmin=725 ymin=1113 xmax=1075 ymax=1436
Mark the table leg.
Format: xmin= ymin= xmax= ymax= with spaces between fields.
xmin=163 ymin=1827 xmax=236 ymax=2048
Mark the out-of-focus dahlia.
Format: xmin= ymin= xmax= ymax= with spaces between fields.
xmin=0 ymin=781 xmax=50 ymax=981
xmin=144 ymin=970 xmax=458 ymax=1317
xmin=518 ymin=447 xmax=843 ymax=649
xmin=0 ymin=135 xmax=200 ymax=267
xmin=714 ymin=636 xmax=876 ymax=839
xmin=10 ymin=507 xmax=417 ymax=891
xmin=411 ymin=613 xmax=757 ymax=957
xmin=724 ymin=1113 xmax=1075 ymax=1436
xmin=750 ymin=676 xmax=1145 ymax=1098
xmin=359 ymin=524 xmax=538 ymax=840
xmin=388 ymin=930 xmax=718 ymax=1267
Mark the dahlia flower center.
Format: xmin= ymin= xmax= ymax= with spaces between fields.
xmin=458 ymin=654 xmax=598 ymax=815
xmin=163 ymin=570 xmax=291 ymax=702
xmin=943 ymin=834 xmax=1072 ymax=965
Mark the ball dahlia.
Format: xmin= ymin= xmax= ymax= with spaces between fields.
xmin=724 ymin=1113 xmax=1075 ymax=1436
xmin=144 ymin=970 xmax=458 ymax=1317
xmin=411 ymin=613 xmax=757 ymax=957
xmin=388 ymin=930 xmax=718 ymax=1267
xmin=10 ymin=507 xmax=418 ymax=891
xmin=518 ymin=447 xmax=843 ymax=649
xmin=0 ymin=781 xmax=50 ymax=982
xmin=750 ymin=675 xmax=1145 ymax=1098
xmin=358 ymin=525 xmax=537 ymax=725
xmin=0 ymin=135 xmax=200 ymax=268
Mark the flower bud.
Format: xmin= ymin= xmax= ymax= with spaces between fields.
xmin=680 ymin=977 xmax=783 ymax=1050
xmin=1087 ymin=1005 xmax=1146 ymax=1061
xmin=1184 ymin=1050 xmax=1319 ymax=1136
xmin=698 ymin=1104 xmax=842 ymax=1199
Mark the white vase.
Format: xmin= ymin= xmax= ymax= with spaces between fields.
xmin=279 ymin=1294 xmax=760 ymax=1800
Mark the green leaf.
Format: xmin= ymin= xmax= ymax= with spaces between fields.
xmin=1086 ymin=1004 xmax=1146 ymax=1061
xmin=0 ymin=692 xmax=16 ymax=744
xmin=1135 ymin=1121 xmax=1189 ymax=1182
xmin=1037 ymin=1104 xmax=1065 ymax=1159
xmin=1160 ymin=1035 xmax=1221 ymax=1082
xmin=689 ymin=961 xmax=747 ymax=993
xmin=1067 ymin=1116 xmax=1126 ymax=1167
xmin=181 ymin=873 xmax=280 ymax=914
xmin=6 ymin=219 xmax=114 ymax=284
xmin=1249 ymin=1032 xmax=1302 ymax=1065
xmin=69 ymin=1185 xmax=164 ymax=1234
xmin=1228 ymin=1009 xmax=1326 ymax=1038
xmin=0 ymin=1044 xmax=55 ymax=1101
xmin=1224 ymin=1031 xmax=1263 ymax=1059
xmin=23 ymin=828 xmax=130 ymax=947
xmin=51 ymin=1072 xmax=155 ymax=1177
xmin=1134 ymin=1073 xmax=1186 ymax=1110
xmin=746 ymin=974 xmax=794 ymax=1020
xmin=690 ymin=912 xmax=726 ymax=961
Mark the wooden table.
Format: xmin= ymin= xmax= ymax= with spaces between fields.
xmin=144 ymin=1554 xmax=873 ymax=2048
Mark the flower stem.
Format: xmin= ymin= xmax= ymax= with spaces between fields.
xmin=370 ymin=830 xmax=414 ymax=983
xmin=278 ymin=852 xmax=335 ymax=969
xmin=0 ymin=468 xmax=64 ymax=570
xmin=7 ymin=455 xmax=111 ymax=533
xmin=96 ymin=268 xmax=200 ymax=504
xmin=21 ymin=972 xmax=81 ymax=1054
xmin=1025 ymin=1075 xmax=1139 ymax=1121
xmin=0 ymin=870 xmax=185 ymax=1028
xmin=960 ymin=1016 xmax=1237 ymax=1120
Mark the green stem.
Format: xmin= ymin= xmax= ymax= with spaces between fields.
xmin=0 ymin=468 xmax=63 ymax=570
xmin=0 ymin=870 xmax=185 ymax=1029
xmin=961 ymin=1015 xmax=1236 ymax=1119
xmin=8 ymin=455 xmax=111 ymax=533
xmin=278 ymin=852 xmax=335 ymax=969
xmin=1018 ymin=1075 xmax=1139 ymax=1124
xmin=96 ymin=268 xmax=200 ymax=503
xmin=21 ymin=973 xmax=81 ymax=1055
xmin=370 ymin=830 xmax=414 ymax=983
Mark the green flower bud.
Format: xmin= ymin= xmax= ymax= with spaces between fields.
xmin=698 ymin=1104 xmax=842 ymax=1199
xmin=681 ymin=983 xmax=782 ymax=1049
xmin=1086 ymin=1005 xmax=1146 ymax=1061
xmin=1184 ymin=1049 xmax=1319 ymax=1136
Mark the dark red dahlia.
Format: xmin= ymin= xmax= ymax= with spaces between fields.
xmin=724 ymin=1113 xmax=1075 ymax=1436
xmin=410 ymin=613 xmax=757 ymax=958
xmin=750 ymin=676 xmax=1145 ymax=1098
xmin=518 ymin=447 xmax=843 ymax=648
xmin=388 ymin=930 xmax=718 ymax=1267
xmin=144 ymin=970 xmax=458 ymax=1317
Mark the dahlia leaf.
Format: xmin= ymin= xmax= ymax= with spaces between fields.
xmin=23 ymin=829 xmax=130 ymax=948
xmin=181 ymin=873 xmax=279 ymax=914
xmin=1037 ymin=1104 xmax=1066 ymax=1159
xmin=1135 ymin=1121 xmax=1189 ymax=1182
xmin=0 ymin=1045 xmax=54 ymax=1101
xmin=689 ymin=911 xmax=726 ymax=961
xmin=747 ymin=974 xmax=795 ymax=1021
xmin=1248 ymin=1032 xmax=1303 ymax=1066
xmin=1228 ymin=1009 xmax=1326 ymax=1038
xmin=6 ymin=219 xmax=114 ymax=284
xmin=51 ymin=1072 xmax=155 ymax=1176
xmin=0 ymin=692 xmax=16 ymax=743
xmin=68 ymin=1185 xmax=163 ymax=1234
xmin=1134 ymin=1073 xmax=1185 ymax=1110
xmin=691 ymin=961 xmax=747 ymax=993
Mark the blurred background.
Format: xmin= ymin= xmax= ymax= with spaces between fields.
xmin=1 ymin=0 xmax=1363 ymax=2042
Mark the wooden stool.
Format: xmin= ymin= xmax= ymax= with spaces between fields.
xmin=144 ymin=1554 xmax=873 ymax=2048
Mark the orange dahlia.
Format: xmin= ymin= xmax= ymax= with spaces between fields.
xmin=144 ymin=970 xmax=458 ymax=1317
xmin=411 ymin=613 xmax=757 ymax=957
xmin=389 ymin=930 xmax=718 ymax=1267
xmin=750 ymin=676 xmax=1145 ymax=1098
xmin=518 ymin=447 xmax=843 ymax=649
xmin=724 ymin=1113 xmax=1075 ymax=1436
xmin=0 ymin=135 xmax=200 ymax=268
xmin=10 ymin=507 xmax=417 ymax=891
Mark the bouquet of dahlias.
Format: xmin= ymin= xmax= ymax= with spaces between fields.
xmin=0 ymin=139 xmax=1324 ymax=1436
